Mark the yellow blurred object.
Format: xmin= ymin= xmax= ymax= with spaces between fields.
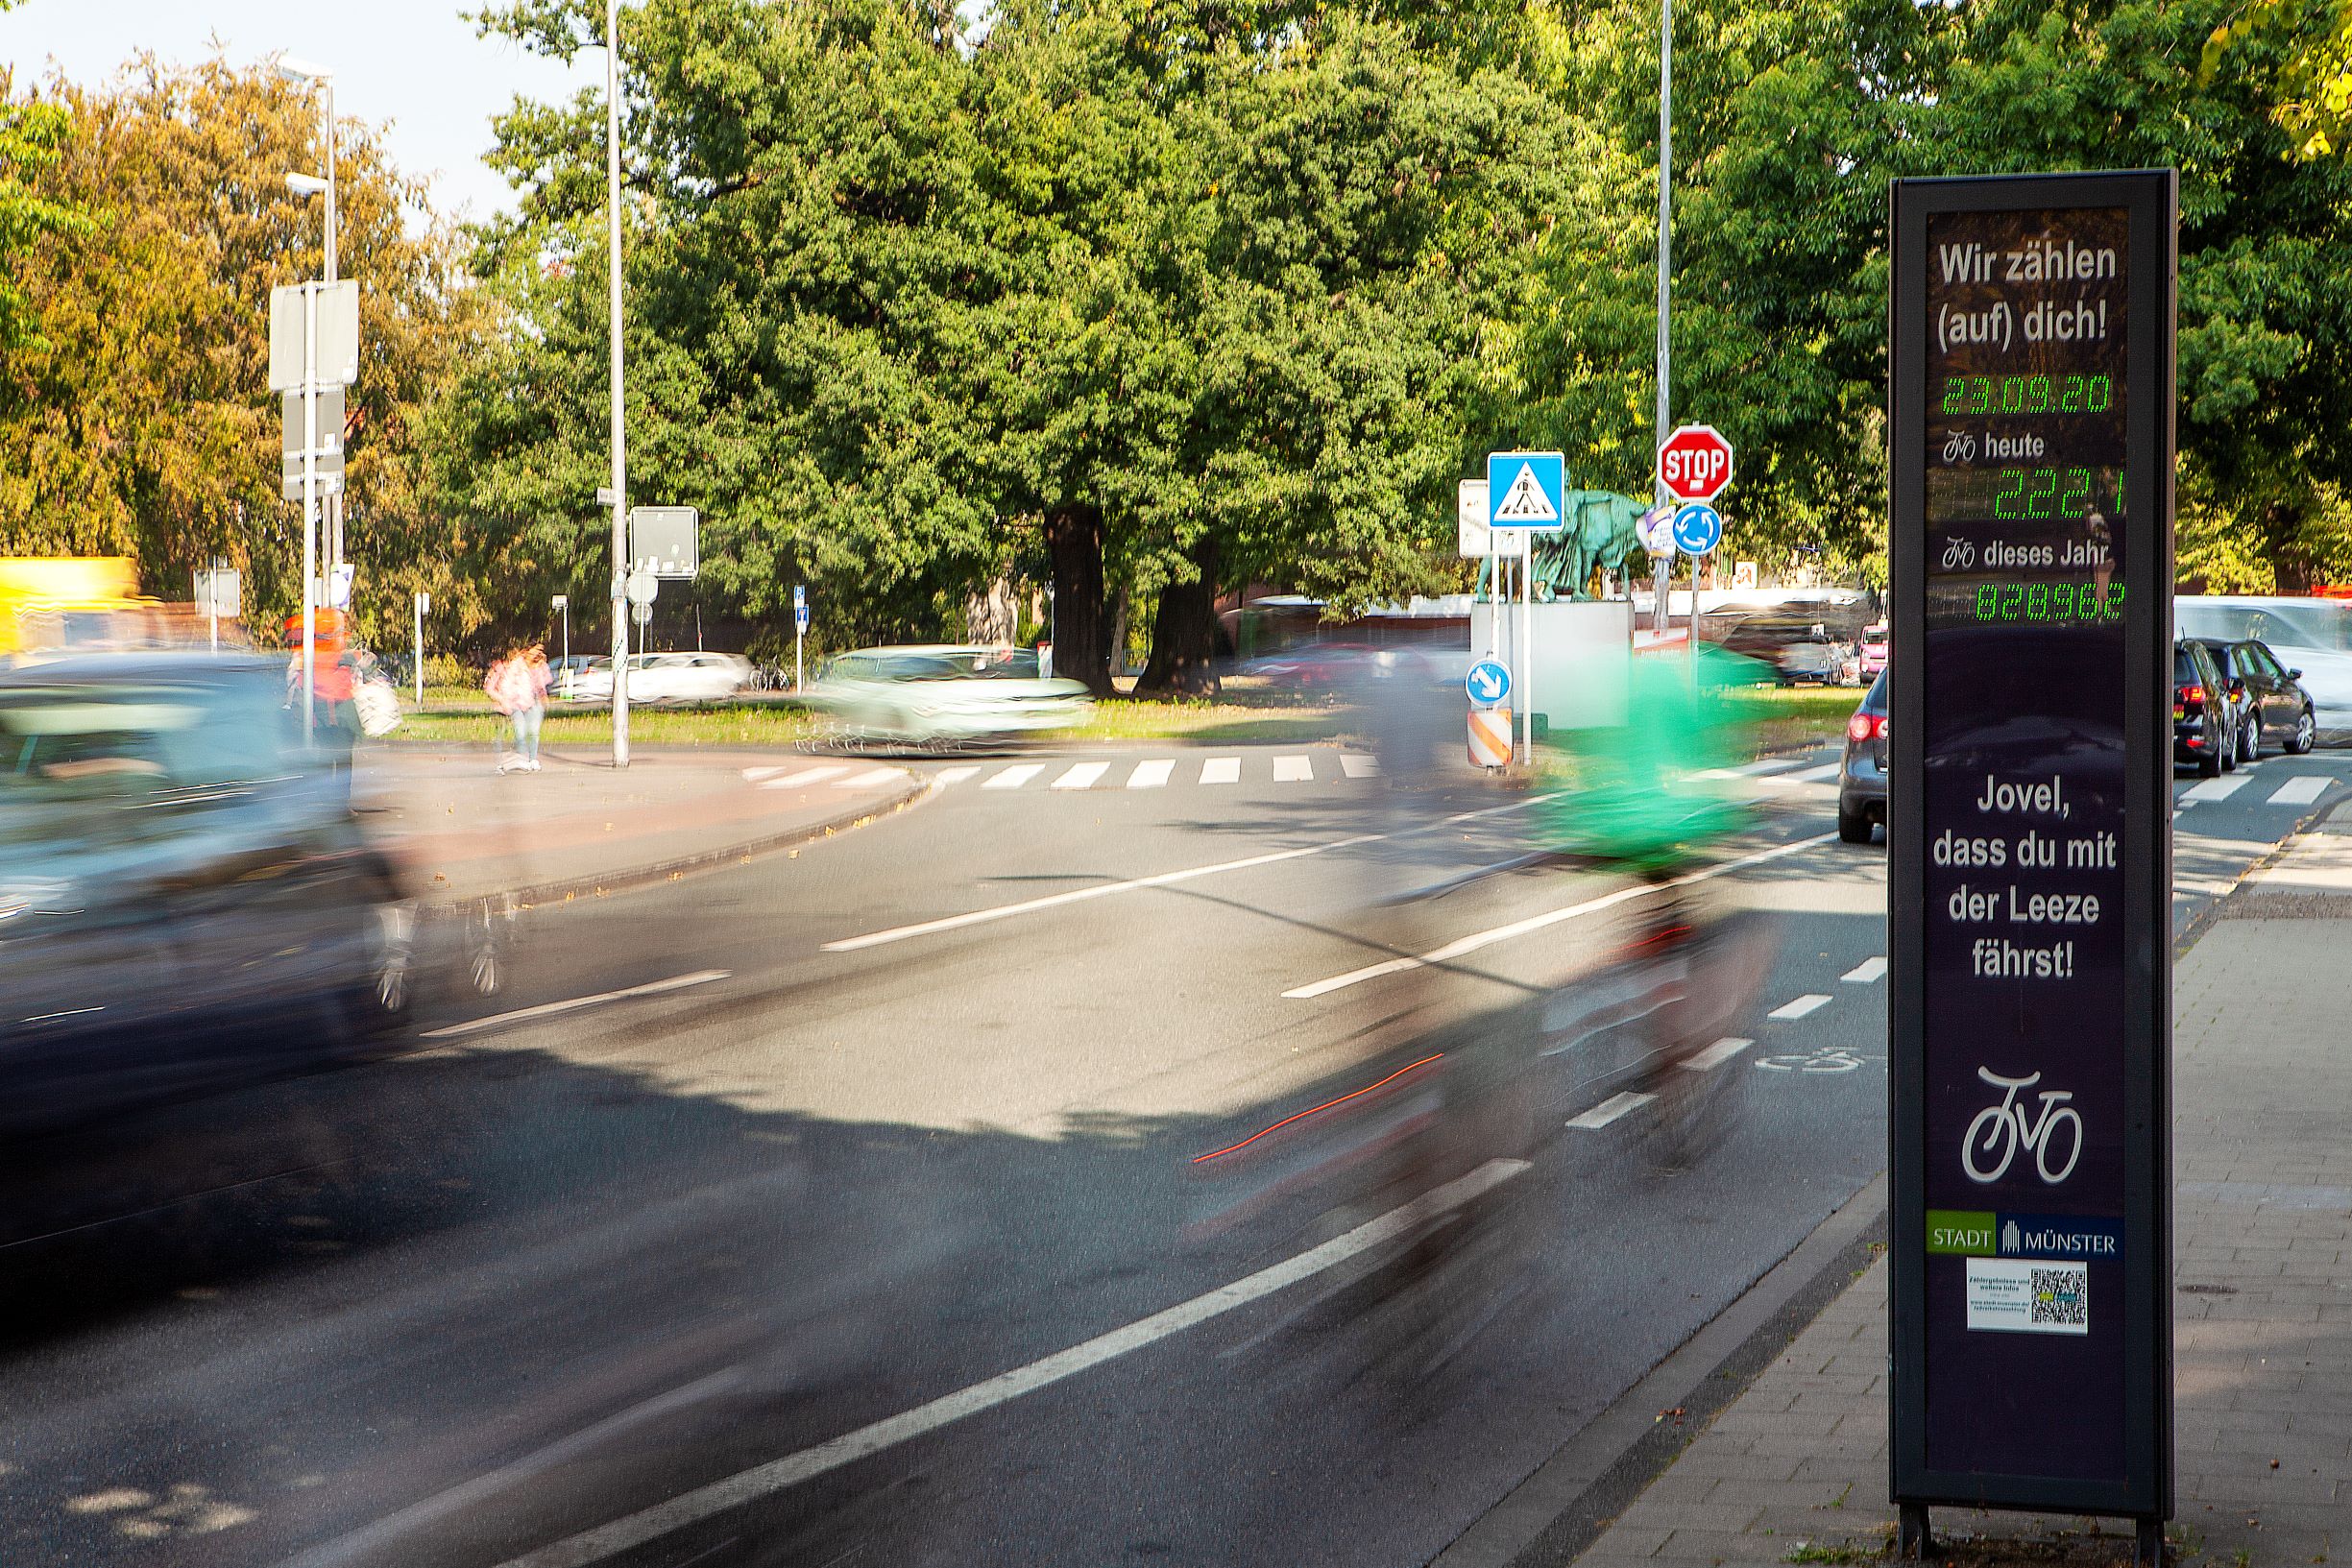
xmin=0 ymin=556 xmax=168 ymax=661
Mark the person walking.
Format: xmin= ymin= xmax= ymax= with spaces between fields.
xmin=486 ymin=645 xmax=541 ymax=774
xmin=521 ymin=643 xmax=552 ymax=770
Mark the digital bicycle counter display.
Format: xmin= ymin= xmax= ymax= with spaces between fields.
xmin=1891 ymin=174 xmax=2174 ymax=1535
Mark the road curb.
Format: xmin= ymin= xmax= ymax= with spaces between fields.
xmin=473 ymin=772 xmax=934 ymax=913
xmin=1431 ymin=1171 xmax=1890 ymax=1568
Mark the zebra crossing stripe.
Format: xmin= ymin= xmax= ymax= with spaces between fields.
xmin=1338 ymin=754 xmax=1379 ymax=779
xmin=984 ymin=764 xmax=1046 ymax=790
xmin=761 ymin=766 xmax=847 ymax=789
xmin=1565 ymin=1091 xmax=1655 ymax=1130
xmin=2268 ymin=775 xmax=2328 ymax=806
xmin=1200 ymin=758 xmax=1241 ymax=784
xmin=1128 ymin=760 xmax=1176 ymax=789
xmin=1273 ymin=756 xmax=1314 ymax=782
xmin=1052 ymin=761 xmax=1111 ymax=790
xmin=835 ymin=766 xmax=903 ymax=788
xmin=933 ymin=766 xmax=982 ymax=787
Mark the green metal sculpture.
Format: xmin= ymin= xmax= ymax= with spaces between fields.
xmin=1477 ymin=490 xmax=1651 ymax=602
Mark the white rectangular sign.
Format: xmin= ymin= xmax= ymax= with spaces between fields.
xmin=267 ymin=280 xmax=359 ymax=392
xmin=1456 ymin=480 xmax=1525 ymax=559
xmin=1964 ymin=1257 xmax=2088 ymax=1336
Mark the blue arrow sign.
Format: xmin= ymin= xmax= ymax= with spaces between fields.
xmin=1486 ymin=450 xmax=1565 ymax=531
xmin=793 ymin=584 xmax=807 ymax=608
xmin=1672 ymin=502 xmax=1724 ymax=556
xmin=1466 ymin=659 xmax=1512 ymax=707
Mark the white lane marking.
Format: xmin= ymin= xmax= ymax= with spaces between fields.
xmin=983 ymin=763 xmax=1047 ymax=790
xmin=933 ymin=765 xmax=982 ymax=787
xmin=422 ymin=971 xmax=732 ymax=1041
xmin=1338 ymin=754 xmax=1379 ymax=779
xmin=1200 ymin=757 xmax=1242 ymax=785
xmin=1565 ymin=1091 xmax=1655 ymax=1129
xmin=2182 ymin=774 xmax=2249 ymax=802
xmin=1768 ymin=993 xmax=1832 ymax=1021
xmin=1282 ymin=832 xmax=1840 ymax=1001
xmin=1735 ymin=758 xmax=1806 ymax=776
xmin=1682 ymin=1037 xmax=1754 ymax=1073
xmin=484 ymin=1159 xmax=1532 ymax=1568
xmin=740 ymin=766 xmax=786 ymax=782
xmin=1052 ymin=761 xmax=1111 ymax=790
xmin=1777 ymin=762 xmax=1841 ymax=784
xmin=1841 ymin=955 xmax=1888 ymax=984
xmin=1273 ymin=755 xmax=1314 ymax=783
xmin=2268 ymin=775 xmax=2329 ymax=806
xmin=285 ymin=1370 xmax=745 ymax=1568
xmin=824 ymin=794 xmax=1563 ymax=953
xmin=760 ymin=766 xmax=845 ymax=790
xmin=1127 ymin=760 xmax=1176 ymax=790
xmin=834 ymin=766 xmax=904 ymax=788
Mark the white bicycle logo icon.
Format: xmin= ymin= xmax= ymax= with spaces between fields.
xmin=1941 ymin=430 xmax=1977 ymax=464
xmin=1962 ymin=1067 xmax=2083 ymax=1185
xmin=1940 ymin=537 xmax=1976 ymax=569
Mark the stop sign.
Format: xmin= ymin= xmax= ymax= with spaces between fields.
xmin=1657 ymin=423 xmax=1734 ymax=502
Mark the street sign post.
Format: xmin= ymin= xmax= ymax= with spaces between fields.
xmin=1486 ymin=451 xmax=1566 ymax=764
xmin=194 ymin=567 xmax=239 ymax=655
xmin=1887 ymin=171 xmax=2176 ymax=1563
xmin=1670 ymin=502 xmax=1722 ymax=556
xmin=793 ymin=583 xmax=809 ymax=691
xmin=267 ymin=278 xmax=359 ymax=744
xmin=1656 ymin=423 xmax=1734 ymax=502
xmin=1466 ymin=658 xmax=1511 ymax=707
xmin=414 ymin=590 xmax=429 ymax=705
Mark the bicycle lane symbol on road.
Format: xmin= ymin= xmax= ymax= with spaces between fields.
xmin=1757 ymin=1047 xmax=1885 ymax=1073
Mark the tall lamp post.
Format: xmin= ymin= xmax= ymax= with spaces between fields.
xmin=1651 ymin=1 xmax=1674 ymax=639
xmin=278 ymin=56 xmax=342 ymax=572
xmin=602 ymin=0 xmax=631 ymax=768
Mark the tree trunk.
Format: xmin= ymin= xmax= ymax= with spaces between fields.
xmin=1045 ymin=501 xmax=1113 ymax=696
xmin=1135 ymin=537 xmax=1223 ymax=697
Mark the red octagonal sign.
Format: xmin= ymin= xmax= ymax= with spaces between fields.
xmin=1657 ymin=423 xmax=1734 ymax=502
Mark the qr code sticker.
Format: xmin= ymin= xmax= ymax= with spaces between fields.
xmin=2030 ymin=1266 xmax=2089 ymax=1327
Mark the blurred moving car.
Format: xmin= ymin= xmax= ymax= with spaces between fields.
xmin=2175 ymin=596 xmax=2352 ymax=742
xmin=1715 ymin=615 xmax=1859 ymax=686
xmin=2174 ymin=639 xmax=2236 ymax=778
xmin=2189 ymin=637 xmax=2316 ymax=761
xmin=1837 ymin=669 xmax=1887 ymax=844
xmin=0 ymin=654 xmax=426 ymax=1129
xmin=1237 ymin=641 xmax=1378 ymax=693
xmin=802 ymin=644 xmax=1091 ymax=745
xmin=571 ymin=651 xmax=751 ymax=704
xmin=1858 ymin=623 xmax=1889 ymax=680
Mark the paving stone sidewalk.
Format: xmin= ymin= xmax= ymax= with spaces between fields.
xmin=1564 ymin=826 xmax=2352 ymax=1568
xmin=352 ymin=745 xmax=925 ymax=903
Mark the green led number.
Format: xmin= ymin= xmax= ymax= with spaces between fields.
xmin=1991 ymin=468 xmax=2096 ymax=519
xmin=1970 ymin=580 xmax=2127 ymax=624
xmin=1994 ymin=470 xmax=2026 ymax=519
xmin=1941 ymin=374 xmax=2114 ymax=417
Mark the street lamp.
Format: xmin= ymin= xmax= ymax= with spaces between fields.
xmin=552 ymin=593 xmax=570 ymax=666
xmin=278 ymin=55 xmax=345 ymax=573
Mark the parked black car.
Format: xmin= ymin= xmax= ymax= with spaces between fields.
xmin=1837 ymin=668 xmax=1887 ymax=844
xmin=0 ymin=654 xmax=442 ymax=1130
xmin=2174 ymin=639 xmax=2236 ymax=778
xmin=2189 ymin=637 xmax=2316 ymax=761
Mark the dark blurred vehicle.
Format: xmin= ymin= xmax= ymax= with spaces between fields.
xmin=1838 ymin=669 xmax=1887 ymax=844
xmin=2174 ymin=639 xmax=2236 ymax=778
xmin=2189 ymin=637 xmax=2316 ymax=761
xmin=1714 ymin=615 xmax=1858 ymax=686
xmin=1859 ymin=622 xmax=1889 ymax=680
xmin=0 ymin=654 xmax=427 ymax=1129
xmin=1238 ymin=640 xmax=1378 ymax=694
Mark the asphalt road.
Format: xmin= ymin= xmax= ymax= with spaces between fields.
xmin=2 ymin=737 xmax=2342 ymax=1568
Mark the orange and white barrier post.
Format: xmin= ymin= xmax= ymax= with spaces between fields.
xmin=1469 ymin=705 xmax=1514 ymax=769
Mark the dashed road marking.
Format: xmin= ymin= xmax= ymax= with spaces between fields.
xmin=1200 ymin=758 xmax=1242 ymax=785
xmin=1735 ymin=757 xmax=1806 ymax=776
xmin=423 ymin=971 xmax=731 ymax=1041
xmin=1782 ymin=762 xmax=1842 ymax=784
xmin=1128 ymin=760 xmax=1176 ymax=789
xmin=1272 ymin=755 xmax=1314 ymax=783
xmin=1338 ymin=754 xmax=1380 ymax=779
xmin=1565 ymin=1091 xmax=1656 ymax=1130
xmin=2268 ymin=775 xmax=2329 ymax=806
xmin=761 ymin=765 xmax=846 ymax=790
xmin=480 ymin=1158 xmax=1532 ymax=1568
xmin=984 ymin=763 xmax=1046 ymax=790
xmin=1841 ymin=955 xmax=1887 ymax=983
xmin=2182 ymin=774 xmax=2249 ymax=803
xmin=1052 ymin=761 xmax=1111 ymax=790
xmin=1768 ymin=993 xmax=1833 ymax=1021
xmin=1682 ymin=1037 xmax=1754 ymax=1072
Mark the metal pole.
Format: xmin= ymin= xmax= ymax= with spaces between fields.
xmin=323 ymin=79 xmax=343 ymax=573
xmin=414 ymin=592 xmax=424 ymax=706
xmin=1651 ymin=0 xmax=1674 ymax=638
xmin=606 ymin=0 xmax=630 ymax=768
xmin=795 ymin=618 xmax=804 ymax=693
xmin=1520 ymin=538 xmax=1534 ymax=763
xmin=303 ymin=282 xmax=317 ymax=742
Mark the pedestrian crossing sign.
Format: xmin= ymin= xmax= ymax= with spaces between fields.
xmin=1485 ymin=450 xmax=1565 ymax=530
